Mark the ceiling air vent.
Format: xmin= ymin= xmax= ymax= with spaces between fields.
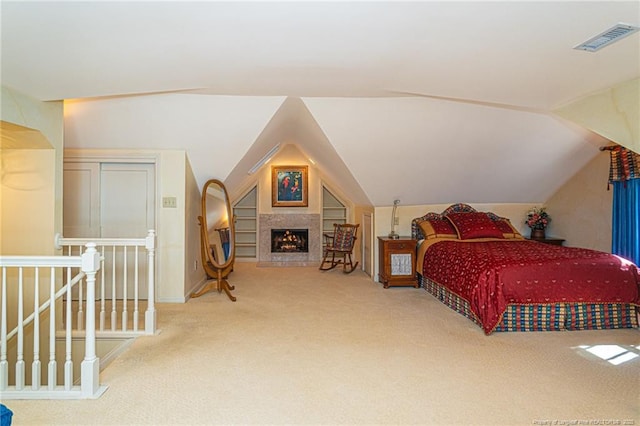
xmin=574 ymin=23 xmax=640 ymax=52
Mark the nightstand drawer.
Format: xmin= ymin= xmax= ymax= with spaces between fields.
xmin=385 ymin=240 xmax=415 ymax=251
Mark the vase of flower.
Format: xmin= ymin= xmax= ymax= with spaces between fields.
xmin=530 ymin=228 xmax=545 ymax=239
xmin=526 ymin=206 xmax=550 ymax=240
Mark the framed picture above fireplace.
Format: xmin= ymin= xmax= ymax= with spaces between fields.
xmin=272 ymin=165 xmax=308 ymax=207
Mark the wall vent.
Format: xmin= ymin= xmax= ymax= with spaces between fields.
xmin=574 ymin=23 xmax=640 ymax=52
xmin=247 ymin=144 xmax=280 ymax=175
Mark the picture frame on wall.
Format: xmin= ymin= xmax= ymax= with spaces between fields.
xmin=272 ymin=165 xmax=308 ymax=207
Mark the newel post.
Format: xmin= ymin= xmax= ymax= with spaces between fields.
xmin=80 ymin=243 xmax=101 ymax=398
xmin=145 ymin=230 xmax=156 ymax=335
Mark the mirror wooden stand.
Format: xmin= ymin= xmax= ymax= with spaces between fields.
xmin=192 ymin=178 xmax=236 ymax=302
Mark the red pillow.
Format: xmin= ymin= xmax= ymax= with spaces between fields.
xmin=418 ymin=218 xmax=458 ymax=240
xmin=494 ymin=219 xmax=523 ymax=239
xmin=445 ymin=212 xmax=505 ymax=240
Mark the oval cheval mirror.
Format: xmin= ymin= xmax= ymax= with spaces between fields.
xmin=192 ymin=178 xmax=236 ymax=302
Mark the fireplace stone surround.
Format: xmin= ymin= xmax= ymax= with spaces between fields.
xmin=259 ymin=214 xmax=321 ymax=266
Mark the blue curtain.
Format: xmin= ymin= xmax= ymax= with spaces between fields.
xmin=612 ymin=179 xmax=640 ymax=266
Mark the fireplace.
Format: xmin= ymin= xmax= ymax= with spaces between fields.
xmin=259 ymin=214 xmax=320 ymax=265
xmin=271 ymin=229 xmax=309 ymax=253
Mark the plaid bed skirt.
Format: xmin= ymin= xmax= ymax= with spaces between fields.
xmin=419 ymin=274 xmax=639 ymax=333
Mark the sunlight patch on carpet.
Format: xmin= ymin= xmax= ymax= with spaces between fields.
xmin=577 ymin=344 xmax=639 ymax=365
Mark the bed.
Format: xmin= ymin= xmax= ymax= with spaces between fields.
xmin=412 ymin=203 xmax=640 ymax=334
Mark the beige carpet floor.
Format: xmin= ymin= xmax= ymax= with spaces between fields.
xmin=6 ymin=262 xmax=640 ymax=425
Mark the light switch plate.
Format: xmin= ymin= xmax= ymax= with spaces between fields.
xmin=162 ymin=196 xmax=177 ymax=208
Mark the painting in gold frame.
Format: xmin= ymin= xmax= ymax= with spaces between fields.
xmin=271 ymin=165 xmax=308 ymax=207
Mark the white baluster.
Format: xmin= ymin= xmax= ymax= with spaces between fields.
xmin=16 ymin=267 xmax=25 ymax=390
xmin=111 ymin=246 xmax=116 ymax=331
xmin=122 ymin=246 xmax=128 ymax=332
xmin=48 ymin=267 xmax=57 ymax=390
xmin=133 ymin=246 xmax=139 ymax=331
xmin=32 ymin=267 xmax=41 ymax=390
xmin=77 ymin=248 xmax=84 ymax=331
xmin=65 ymin=267 xmax=73 ymax=390
xmin=99 ymin=245 xmax=106 ymax=331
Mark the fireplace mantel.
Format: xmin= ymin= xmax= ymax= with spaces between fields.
xmin=259 ymin=214 xmax=321 ymax=265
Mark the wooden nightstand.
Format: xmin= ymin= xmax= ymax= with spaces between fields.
xmin=378 ymin=237 xmax=418 ymax=288
xmin=528 ymin=237 xmax=565 ymax=246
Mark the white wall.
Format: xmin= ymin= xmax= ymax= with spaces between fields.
xmin=245 ymin=143 xmax=357 ymax=217
xmin=185 ymin=157 xmax=207 ymax=298
xmin=1 ymin=86 xmax=64 ymax=253
xmin=1 ymin=149 xmax=55 ymax=255
xmin=554 ymin=78 xmax=639 ymax=153
xmin=255 ymin=144 xmax=321 ymax=215
xmin=156 ymin=150 xmax=189 ymax=302
xmin=305 ymin=96 xmax=604 ymax=207
xmin=546 ymin=153 xmax=613 ymax=252
xmin=63 ymin=94 xmax=284 ymax=189
xmin=63 ymin=93 xmax=609 ymax=211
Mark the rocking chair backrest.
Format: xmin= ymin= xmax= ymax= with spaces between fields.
xmin=320 ymin=223 xmax=361 ymax=273
xmin=332 ymin=223 xmax=359 ymax=251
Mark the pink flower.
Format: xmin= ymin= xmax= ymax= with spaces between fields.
xmin=526 ymin=206 xmax=551 ymax=230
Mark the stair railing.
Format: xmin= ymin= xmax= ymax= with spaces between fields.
xmin=0 ymin=243 xmax=105 ymax=399
xmin=55 ymin=230 xmax=156 ymax=336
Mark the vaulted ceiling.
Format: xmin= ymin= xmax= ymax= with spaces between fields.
xmin=2 ymin=1 xmax=638 ymax=206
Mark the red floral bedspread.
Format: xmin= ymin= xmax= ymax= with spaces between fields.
xmin=421 ymin=239 xmax=640 ymax=334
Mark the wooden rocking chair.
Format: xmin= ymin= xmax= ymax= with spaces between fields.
xmin=319 ymin=223 xmax=360 ymax=273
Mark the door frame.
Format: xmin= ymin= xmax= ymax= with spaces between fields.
xmin=361 ymin=211 xmax=373 ymax=276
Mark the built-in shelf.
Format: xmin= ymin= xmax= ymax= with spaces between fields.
xmin=322 ymin=187 xmax=347 ymax=252
xmin=233 ymin=186 xmax=257 ymax=258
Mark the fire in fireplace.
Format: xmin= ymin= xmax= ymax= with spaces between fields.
xmin=271 ymin=229 xmax=309 ymax=253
